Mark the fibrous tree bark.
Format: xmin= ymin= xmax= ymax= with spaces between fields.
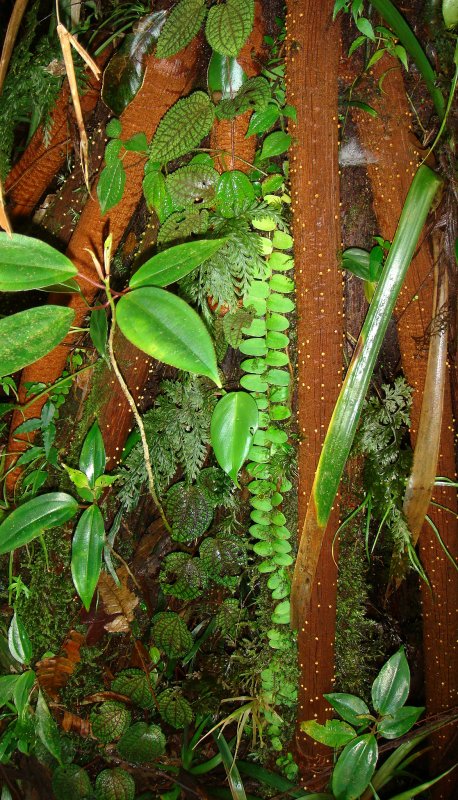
xmin=285 ymin=0 xmax=343 ymax=787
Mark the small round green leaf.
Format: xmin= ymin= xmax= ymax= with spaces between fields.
xmin=117 ymin=287 xmax=220 ymax=385
xmin=0 ymin=306 xmax=74 ymax=378
xmin=0 ymin=493 xmax=79 ymax=555
xmin=95 ymin=767 xmax=135 ymax=800
xmin=371 ymin=647 xmax=410 ymax=715
xmin=211 ymin=392 xmax=259 ymax=485
xmin=71 ymin=505 xmax=105 ymax=611
xmin=52 ymin=764 xmax=91 ymax=800
xmin=331 ymin=734 xmax=378 ymax=800
xmin=0 ymin=233 xmax=77 ymax=291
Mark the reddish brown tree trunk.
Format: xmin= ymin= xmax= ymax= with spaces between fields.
xmin=7 ymin=40 xmax=201 ymax=485
xmin=285 ymin=0 xmax=343 ymax=788
xmin=355 ymin=56 xmax=458 ymax=798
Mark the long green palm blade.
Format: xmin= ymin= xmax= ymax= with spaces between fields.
xmin=291 ymin=165 xmax=442 ymax=629
xmin=213 ymin=732 xmax=248 ymax=800
xmin=370 ymin=0 xmax=445 ymax=120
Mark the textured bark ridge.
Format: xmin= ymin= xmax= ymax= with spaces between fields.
xmin=4 ymin=60 xmax=106 ymax=221
xmin=7 ymin=40 xmax=200 ymax=484
xmin=210 ymin=0 xmax=265 ymax=173
xmin=285 ymin=0 xmax=343 ymax=786
xmin=355 ymin=56 xmax=457 ymax=798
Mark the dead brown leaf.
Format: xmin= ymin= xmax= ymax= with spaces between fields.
xmin=98 ymin=567 xmax=139 ymax=633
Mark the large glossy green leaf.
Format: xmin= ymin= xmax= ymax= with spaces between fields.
xmin=376 ymin=705 xmax=424 ymax=739
xmin=323 ymin=693 xmax=371 ymax=728
xmin=205 ymin=0 xmax=254 ymax=56
xmin=8 ymin=613 xmax=32 ymax=665
xmin=156 ymin=0 xmax=207 ymax=58
xmin=36 ymin=690 xmax=62 ymax=765
xmin=215 ymin=171 xmax=255 ymax=218
xmin=443 ymin=0 xmax=458 ymax=28
xmin=211 ymin=392 xmax=258 ymax=486
xmin=149 ymin=91 xmax=215 ymax=164
xmin=0 ymin=493 xmax=79 ymax=556
xmin=116 ymin=287 xmax=221 ymax=385
xmin=79 ymin=421 xmax=106 ymax=487
xmin=102 ymin=11 xmax=167 ymax=115
xmin=130 ymin=238 xmax=227 ymax=288
xmin=0 ymin=306 xmax=74 ymax=378
xmin=371 ymin=647 xmax=410 ymax=715
xmin=331 ymin=734 xmax=378 ymax=800
xmin=71 ymin=504 xmax=105 ymax=611
xmin=213 ymin=732 xmax=247 ymax=800
xmin=207 ymin=51 xmax=246 ymax=100
xmin=0 ymin=234 xmax=77 ymax=291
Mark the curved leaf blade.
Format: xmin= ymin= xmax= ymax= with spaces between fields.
xmin=0 ymin=306 xmax=74 ymax=378
xmin=36 ymin=690 xmax=63 ymax=765
xmin=331 ymin=734 xmax=378 ymax=800
xmin=376 ymin=705 xmax=424 ymax=739
xmin=117 ymin=287 xmax=221 ymax=385
xmin=149 ymin=91 xmax=215 ymax=164
xmin=211 ymin=392 xmax=258 ymax=485
xmin=156 ymin=0 xmax=207 ymax=59
xmin=0 ymin=493 xmax=79 ymax=556
xmin=8 ymin=613 xmax=32 ymax=665
xmin=0 ymin=233 xmax=77 ymax=291
xmin=130 ymin=238 xmax=227 ymax=288
xmin=324 ymin=693 xmax=371 ymax=727
xmin=205 ymin=0 xmax=254 ymax=57
xmin=371 ymin=647 xmax=410 ymax=715
xmin=79 ymin=420 xmax=106 ymax=487
xmin=71 ymin=504 xmax=105 ymax=611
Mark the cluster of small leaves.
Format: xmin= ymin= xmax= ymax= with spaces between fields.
xmin=302 ymin=648 xmax=424 ymax=800
xmin=118 ymin=375 xmax=217 ymax=509
xmin=0 ymin=4 xmax=63 ymax=178
xmin=334 ymin=0 xmax=409 ymax=70
xmin=354 ymin=378 xmax=414 ymax=565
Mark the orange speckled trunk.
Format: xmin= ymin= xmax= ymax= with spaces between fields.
xmin=7 ymin=40 xmax=201 ymax=486
xmin=285 ymin=0 xmax=343 ymax=787
xmin=355 ymin=56 xmax=458 ymax=798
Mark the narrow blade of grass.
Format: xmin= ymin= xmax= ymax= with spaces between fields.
xmin=213 ymin=732 xmax=247 ymax=800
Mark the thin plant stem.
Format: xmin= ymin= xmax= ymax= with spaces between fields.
xmin=105 ymin=286 xmax=172 ymax=534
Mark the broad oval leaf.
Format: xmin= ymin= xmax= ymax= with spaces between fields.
xmin=376 ymin=705 xmax=424 ymax=739
xmin=211 ymin=392 xmax=258 ymax=486
xmin=207 ymin=51 xmax=246 ymax=100
xmin=117 ymin=287 xmax=221 ymax=385
xmin=443 ymin=0 xmax=458 ymax=28
xmin=0 ymin=493 xmax=79 ymax=555
xmin=71 ymin=504 xmax=105 ymax=611
xmin=130 ymin=238 xmax=227 ymax=288
xmin=246 ymin=104 xmax=280 ymax=137
xmin=79 ymin=420 xmax=106 ymax=487
xmin=205 ymin=0 xmax=254 ymax=56
xmin=341 ymin=247 xmax=371 ymax=281
xmin=0 ymin=306 xmax=74 ymax=378
xmin=259 ymin=131 xmax=291 ymax=160
xmin=371 ymin=647 xmax=410 ymax=715
xmin=8 ymin=613 xmax=32 ymax=665
xmin=156 ymin=0 xmax=207 ymax=58
xmin=324 ymin=693 xmax=371 ymax=728
xmin=13 ymin=669 xmax=35 ymax=718
xmin=0 ymin=233 xmax=77 ymax=291
xmin=102 ymin=11 xmax=167 ymax=115
xmin=97 ymin=159 xmax=126 ymax=215
xmin=331 ymin=734 xmax=378 ymax=800
xmin=301 ymin=719 xmax=356 ymax=748
xmin=149 ymin=91 xmax=215 ymax=164
xmin=215 ymin=171 xmax=255 ymax=218
xmin=216 ymin=76 xmax=271 ymax=120
xmin=165 ymin=163 xmax=219 ymax=208
xmin=143 ymin=167 xmax=175 ymax=222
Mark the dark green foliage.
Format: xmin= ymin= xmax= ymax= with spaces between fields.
xmin=111 ymin=669 xmax=156 ymax=710
xmin=215 ymin=598 xmax=244 ymax=638
xmin=95 ymin=768 xmax=135 ymax=800
xmin=0 ymin=3 xmax=65 ymax=178
xmin=90 ymin=701 xmax=131 ymax=743
xmin=118 ymin=375 xmax=216 ymax=508
xmin=165 ymin=164 xmax=219 ymax=209
xmin=52 ymin=764 xmax=92 ymax=800
xmin=222 ymin=308 xmax=255 ymax=348
xmin=216 ymin=77 xmax=271 ymax=120
xmin=199 ymin=532 xmax=246 ymax=586
xmin=165 ymin=482 xmax=213 ymax=542
xmin=155 ymin=0 xmax=207 ymax=59
xmin=158 ymin=208 xmax=210 ymax=244
xmin=151 ymin=612 xmax=193 ymax=658
xmin=149 ymin=92 xmax=215 ymax=164
xmin=157 ymin=688 xmax=193 ymax=728
xmin=117 ymin=722 xmax=166 ymax=763
xmin=160 ymin=552 xmax=208 ymax=600
xmin=196 ymin=466 xmax=236 ymax=509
